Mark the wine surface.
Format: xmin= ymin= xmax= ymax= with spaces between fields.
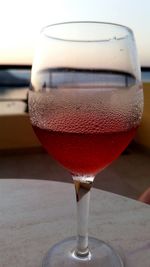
xmin=33 ymin=126 xmax=137 ymax=174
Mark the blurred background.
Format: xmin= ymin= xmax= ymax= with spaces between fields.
xmin=0 ymin=0 xmax=150 ymax=200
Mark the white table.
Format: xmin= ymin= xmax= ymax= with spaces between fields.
xmin=0 ymin=179 xmax=149 ymax=267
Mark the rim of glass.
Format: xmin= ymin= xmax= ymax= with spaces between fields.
xmin=41 ymin=21 xmax=133 ymax=43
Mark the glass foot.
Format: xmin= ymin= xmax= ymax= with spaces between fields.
xmin=42 ymin=236 xmax=124 ymax=267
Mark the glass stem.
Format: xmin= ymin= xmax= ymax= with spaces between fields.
xmin=72 ymin=175 xmax=95 ymax=258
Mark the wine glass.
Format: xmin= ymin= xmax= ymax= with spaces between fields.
xmin=28 ymin=21 xmax=143 ymax=267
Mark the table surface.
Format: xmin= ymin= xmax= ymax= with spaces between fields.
xmin=0 ymin=179 xmax=149 ymax=267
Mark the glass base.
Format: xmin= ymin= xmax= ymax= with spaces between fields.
xmin=42 ymin=237 xmax=124 ymax=267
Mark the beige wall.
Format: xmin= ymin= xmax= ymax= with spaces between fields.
xmin=135 ymin=82 xmax=150 ymax=148
xmin=0 ymin=114 xmax=40 ymax=150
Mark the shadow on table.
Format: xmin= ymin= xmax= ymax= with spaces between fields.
xmin=0 ymin=147 xmax=142 ymax=200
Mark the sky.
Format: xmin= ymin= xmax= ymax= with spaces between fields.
xmin=0 ymin=0 xmax=150 ymax=66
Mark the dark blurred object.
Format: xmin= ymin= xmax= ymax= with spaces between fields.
xmin=0 ymin=65 xmax=31 ymax=87
xmin=0 ymin=65 xmax=31 ymax=113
